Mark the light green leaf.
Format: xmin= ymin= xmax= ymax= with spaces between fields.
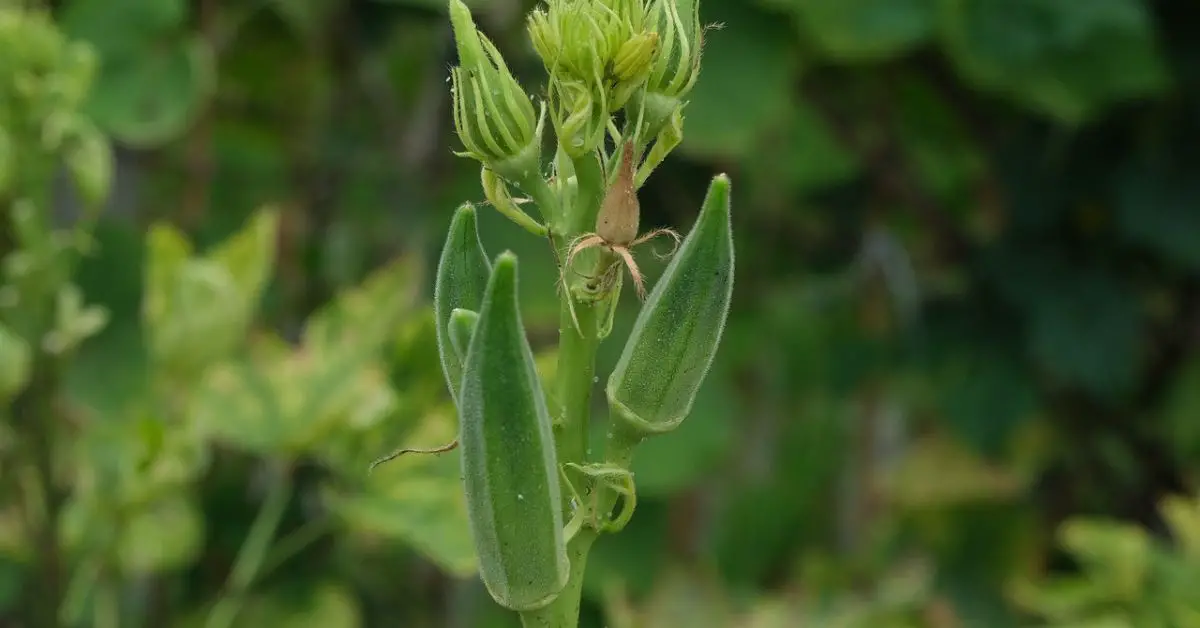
xmin=208 ymin=206 xmax=279 ymax=305
xmin=237 ymin=582 xmax=361 ymax=628
xmin=326 ymin=405 xmax=476 ymax=577
xmin=302 ymin=256 xmax=423 ymax=361
xmin=116 ymin=495 xmax=204 ymax=574
xmin=0 ymin=323 xmax=30 ymax=403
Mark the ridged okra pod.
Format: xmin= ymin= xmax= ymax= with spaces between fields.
xmin=459 ymin=252 xmax=569 ymax=611
xmin=434 ymin=204 xmax=492 ymax=402
xmin=607 ymin=174 xmax=735 ymax=436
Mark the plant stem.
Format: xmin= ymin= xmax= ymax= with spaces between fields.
xmin=204 ymin=462 xmax=293 ymax=628
xmin=517 ymin=529 xmax=598 ymax=628
xmin=553 ymin=299 xmax=598 ymax=470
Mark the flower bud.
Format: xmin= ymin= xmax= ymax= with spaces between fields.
xmin=549 ymin=78 xmax=608 ymax=157
xmin=607 ymin=174 xmax=733 ymax=436
xmin=434 ymin=204 xmax=492 ymax=403
xmin=459 ymin=252 xmax=569 ymax=610
xmin=610 ymin=31 xmax=658 ymax=110
xmin=624 ymin=0 xmax=702 ymax=142
xmin=646 ymin=0 xmax=702 ymax=99
xmin=449 ymin=0 xmax=542 ymax=182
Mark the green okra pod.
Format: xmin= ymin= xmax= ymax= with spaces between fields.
xmin=607 ymin=174 xmax=735 ymax=436
xmin=447 ymin=307 xmax=480 ymax=362
xmin=459 ymin=252 xmax=569 ymax=611
xmin=434 ymin=204 xmax=492 ymax=402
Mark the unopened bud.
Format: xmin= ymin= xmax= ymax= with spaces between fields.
xmin=449 ymin=0 xmax=542 ymax=182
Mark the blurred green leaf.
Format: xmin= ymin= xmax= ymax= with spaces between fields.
xmin=1115 ymin=156 xmax=1200 ymax=272
xmin=744 ymin=100 xmax=860 ymax=196
xmin=679 ymin=1 xmax=798 ymax=159
xmin=768 ymin=0 xmax=936 ymax=62
xmin=624 ymin=365 xmax=735 ymax=497
xmin=325 ymin=405 xmax=477 ymax=578
xmin=61 ymin=0 xmax=215 ymax=146
xmin=1160 ymin=359 xmax=1200 ymax=467
xmin=939 ymin=0 xmax=1169 ymax=123
xmin=1026 ymin=271 xmax=1143 ymax=400
xmin=116 ymin=495 xmax=205 ymax=574
xmin=892 ymin=74 xmax=985 ymax=202
xmin=237 ymin=582 xmax=362 ymax=628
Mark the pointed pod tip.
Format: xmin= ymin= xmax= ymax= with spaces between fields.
xmin=701 ymin=174 xmax=732 ymax=220
xmin=450 ymin=202 xmax=478 ymax=227
xmin=494 ymin=250 xmax=518 ymax=267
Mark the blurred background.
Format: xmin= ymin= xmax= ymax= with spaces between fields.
xmin=3 ymin=0 xmax=1200 ymax=626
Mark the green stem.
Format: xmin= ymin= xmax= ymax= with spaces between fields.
xmin=518 ymin=172 xmax=561 ymax=232
xmin=552 ymin=299 xmax=598 ymax=494
xmin=567 ymin=153 xmax=605 ymax=237
xmin=517 ymin=529 xmax=598 ymax=628
xmin=204 ymin=462 xmax=293 ymax=628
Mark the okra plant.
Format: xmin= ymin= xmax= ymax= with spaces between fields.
xmin=373 ymin=0 xmax=734 ymax=625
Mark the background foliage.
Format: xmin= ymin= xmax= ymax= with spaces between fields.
xmin=3 ymin=0 xmax=1200 ymax=626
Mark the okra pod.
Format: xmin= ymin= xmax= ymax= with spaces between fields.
xmin=607 ymin=174 xmax=734 ymax=436
xmin=459 ymin=252 xmax=568 ymax=610
xmin=434 ymin=204 xmax=492 ymax=402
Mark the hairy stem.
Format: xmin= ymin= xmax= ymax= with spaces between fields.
xmin=552 ymin=299 xmax=598 ymax=472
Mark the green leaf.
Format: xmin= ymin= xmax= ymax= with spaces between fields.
xmin=679 ymin=2 xmax=798 ymax=159
xmin=1026 ymin=271 xmax=1143 ymax=400
xmin=1159 ymin=360 xmax=1200 ymax=471
xmin=624 ymin=368 xmax=735 ymax=497
xmin=892 ymin=74 xmax=985 ymax=202
xmin=208 ymin=207 xmax=280 ymax=305
xmin=769 ymin=0 xmax=936 ymax=62
xmin=143 ymin=210 xmax=276 ymax=374
xmin=744 ymin=100 xmax=860 ymax=197
xmin=939 ymin=0 xmax=1169 ymax=124
xmin=0 ymin=323 xmax=30 ymax=404
xmin=302 ymin=255 xmax=423 ymax=360
xmin=1116 ymin=156 xmax=1200 ymax=272
xmin=237 ymin=582 xmax=362 ymax=628
xmin=116 ymin=495 xmax=204 ymax=574
xmin=326 ymin=405 xmax=477 ymax=578
xmin=85 ymin=37 xmax=215 ymax=146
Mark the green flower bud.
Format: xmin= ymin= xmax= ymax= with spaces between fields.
xmin=646 ymin=0 xmax=702 ymax=99
xmin=613 ymin=31 xmax=658 ymax=82
xmin=459 ymin=252 xmax=568 ymax=610
xmin=449 ymin=0 xmax=543 ymax=183
xmin=610 ymin=31 xmax=658 ymax=110
xmin=527 ymin=2 xmax=609 ymax=88
xmin=624 ymin=0 xmax=702 ymax=142
xmin=607 ymin=174 xmax=733 ymax=436
xmin=434 ymin=204 xmax=492 ymax=403
xmin=546 ymin=78 xmax=609 ymax=157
